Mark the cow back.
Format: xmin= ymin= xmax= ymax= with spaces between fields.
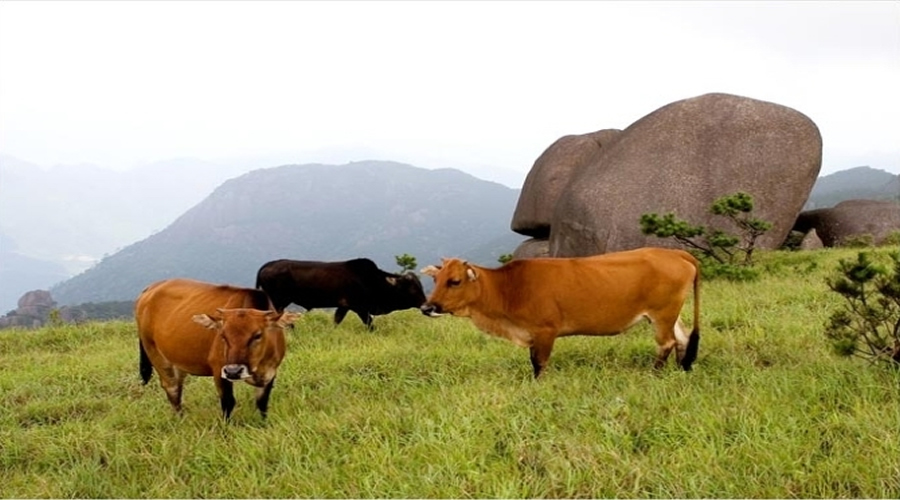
xmin=256 ymin=258 xmax=387 ymax=311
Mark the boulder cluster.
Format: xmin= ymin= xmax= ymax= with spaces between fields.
xmin=0 ymin=290 xmax=56 ymax=329
xmin=511 ymin=92 xmax=896 ymax=257
xmin=793 ymin=200 xmax=900 ymax=247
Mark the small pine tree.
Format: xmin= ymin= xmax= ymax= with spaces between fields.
xmin=395 ymin=253 xmax=417 ymax=273
xmin=640 ymin=191 xmax=772 ymax=269
xmin=825 ymin=251 xmax=900 ymax=366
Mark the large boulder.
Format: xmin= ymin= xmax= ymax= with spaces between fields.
xmin=0 ymin=289 xmax=56 ymax=329
xmin=793 ymin=199 xmax=900 ymax=247
xmin=511 ymin=129 xmax=621 ymax=238
xmin=17 ymin=289 xmax=55 ymax=318
xmin=512 ymin=238 xmax=550 ymax=259
xmin=549 ymin=93 xmax=823 ymax=257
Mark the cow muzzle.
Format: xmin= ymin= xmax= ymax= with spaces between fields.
xmin=221 ymin=364 xmax=251 ymax=380
xmin=420 ymin=303 xmax=444 ymax=318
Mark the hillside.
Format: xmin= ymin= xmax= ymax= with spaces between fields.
xmin=50 ymin=161 xmax=523 ymax=305
xmin=805 ymin=166 xmax=899 ymax=209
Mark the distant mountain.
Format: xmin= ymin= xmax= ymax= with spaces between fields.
xmin=0 ymin=154 xmax=252 ymax=275
xmin=50 ymin=161 xmax=524 ymax=305
xmin=805 ymin=166 xmax=899 ymax=209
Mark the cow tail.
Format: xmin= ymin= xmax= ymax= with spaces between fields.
xmin=139 ymin=340 xmax=153 ymax=384
xmin=681 ymin=258 xmax=701 ymax=370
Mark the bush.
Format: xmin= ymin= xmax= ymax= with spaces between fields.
xmin=640 ymin=191 xmax=772 ymax=280
xmin=395 ymin=253 xmax=417 ymax=273
xmin=882 ymin=230 xmax=900 ymax=247
xmin=825 ymin=251 xmax=900 ymax=366
xmin=840 ymin=234 xmax=875 ymax=249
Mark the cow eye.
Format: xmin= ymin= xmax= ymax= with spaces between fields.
xmin=447 ymin=279 xmax=461 ymax=287
xmin=249 ymin=331 xmax=263 ymax=345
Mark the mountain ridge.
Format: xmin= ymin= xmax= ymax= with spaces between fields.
xmin=49 ymin=161 xmax=524 ymax=305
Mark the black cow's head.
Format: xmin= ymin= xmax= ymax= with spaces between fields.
xmin=383 ymin=271 xmax=427 ymax=310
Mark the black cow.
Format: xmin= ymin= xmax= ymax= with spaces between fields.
xmin=255 ymin=258 xmax=426 ymax=330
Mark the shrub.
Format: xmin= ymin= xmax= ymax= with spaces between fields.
xmin=882 ymin=230 xmax=900 ymax=247
xmin=395 ymin=253 xmax=417 ymax=273
xmin=780 ymin=230 xmax=806 ymax=251
xmin=840 ymin=234 xmax=875 ymax=249
xmin=640 ymin=191 xmax=772 ymax=280
xmin=825 ymin=250 xmax=900 ymax=366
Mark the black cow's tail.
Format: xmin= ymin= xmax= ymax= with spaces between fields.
xmin=680 ymin=257 xmax=701 ymax=371
xmin=139 ymin=340 xmax=153 ymax=384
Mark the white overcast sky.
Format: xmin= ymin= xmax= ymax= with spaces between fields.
xmin=1 ymin=0 xmax=898 ymax=185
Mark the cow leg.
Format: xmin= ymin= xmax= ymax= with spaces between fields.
xmin=353 ymin=309 xmax=375 ymax=331
xmin=673 ymin=318 xmax=690 ymax=365
xmin=215 ymin=377 xmax=236 ymax=420
xmin=255 ymin=377 xmax=276 ymax=419
xmin=529 ymin=335 xmax=556 ymax=379
xmin=673 ymin=317 xmax=700 ymax=371
xmin=334 ymin=307 xmax=349 ymax=325
xmin=142 ymin=343 xmax=186 ymax=413
xmin=159 ymin=368 xmax=186 ymax=413
xmin=651 ymin=314 xmax=679 ymax=370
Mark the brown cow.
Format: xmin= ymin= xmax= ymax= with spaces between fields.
xmin=420 ymin=247 xmax=700 ymax=378
xmin=135 ymin=278 xmax=300 ymax=419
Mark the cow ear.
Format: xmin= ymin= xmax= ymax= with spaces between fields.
xmin=276 ymin=311 xmax=302 ymax=327
xmin=385 ymin=276 xmax=397 ymax=286
xmin=192 ymin=314 xmax=222 ymax=330
xmin=466 ymin=267 xmax=477 ymax=281
xmin=421 ymin=265 xmax=440 ymax=277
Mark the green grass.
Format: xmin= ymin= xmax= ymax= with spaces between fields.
xmin=2 ymin=248 xmax=899 ymax=498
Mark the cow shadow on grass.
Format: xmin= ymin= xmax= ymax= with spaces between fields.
xmin=549 ymin=336 xmax=664 ymax=374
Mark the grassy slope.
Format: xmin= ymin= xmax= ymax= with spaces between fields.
xmin=1 ymin=248 xmax=899 ymax=498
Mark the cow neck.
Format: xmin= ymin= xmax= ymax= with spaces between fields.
xmin=472 ymin=264 xmax=515 ymax=318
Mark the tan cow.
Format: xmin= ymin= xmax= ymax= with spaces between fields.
xmin=135 ymin=278 xmax=300 ymax=419
xmin=420 ymin=247 xmax=700 ymax=378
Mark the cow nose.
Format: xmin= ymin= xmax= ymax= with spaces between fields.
xmin=420 ymin=303 xmax=443 ymax=317
xmin=222 ymin=364 xmax=248 ymax=380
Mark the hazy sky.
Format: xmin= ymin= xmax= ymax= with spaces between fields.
xmin=1 ymin=0 xmax=898 ymax=186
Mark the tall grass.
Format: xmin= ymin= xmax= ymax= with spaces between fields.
xmin=1 ymin=248 xmax=899 ymax=498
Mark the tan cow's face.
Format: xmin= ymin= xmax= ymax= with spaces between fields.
xmin=193 ymin=308 xmax=299 ymax=380
xmin=420 ymin=258 xmax=480 ymax=318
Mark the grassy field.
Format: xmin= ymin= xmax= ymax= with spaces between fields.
xmin=1 ymin=248 xmax=899 ymax=498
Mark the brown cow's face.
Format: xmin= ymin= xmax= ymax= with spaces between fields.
xmin=193 ymin=309 xmax=299 ymax=381
xmin=420 ymin=258 xmax=479 ymax=318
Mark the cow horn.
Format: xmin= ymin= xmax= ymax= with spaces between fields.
xmin=466 ymin=267 xmax=477 ymax=281
xmin=420 ymin=265 xmax=441 ymax=277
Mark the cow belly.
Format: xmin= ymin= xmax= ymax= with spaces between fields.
xmin=561 ymin=312 xmax=648 ymax=337
xmin=471 ymin=315 xmax=534 ymax=347
xmin=159 ymin=350 xmax=214 ymax=376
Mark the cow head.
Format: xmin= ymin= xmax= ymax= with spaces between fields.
xmin=420 ymin=258 xmax=479 ymax=318
xmin=193 ymin=308 xmax=300 ymax=381
xmin=377 ymin=271 xmax=427 ymax=312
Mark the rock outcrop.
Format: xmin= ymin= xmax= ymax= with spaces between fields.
xmin=547 ymin=93 xmax=822 ymax=257
xmin=512 ymin=238 xmax=551 ymax=259
xmin=511 ymin=129 xmax=621 ymax=238
xmin=793 ymin=199 xmax=900 ymax=247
